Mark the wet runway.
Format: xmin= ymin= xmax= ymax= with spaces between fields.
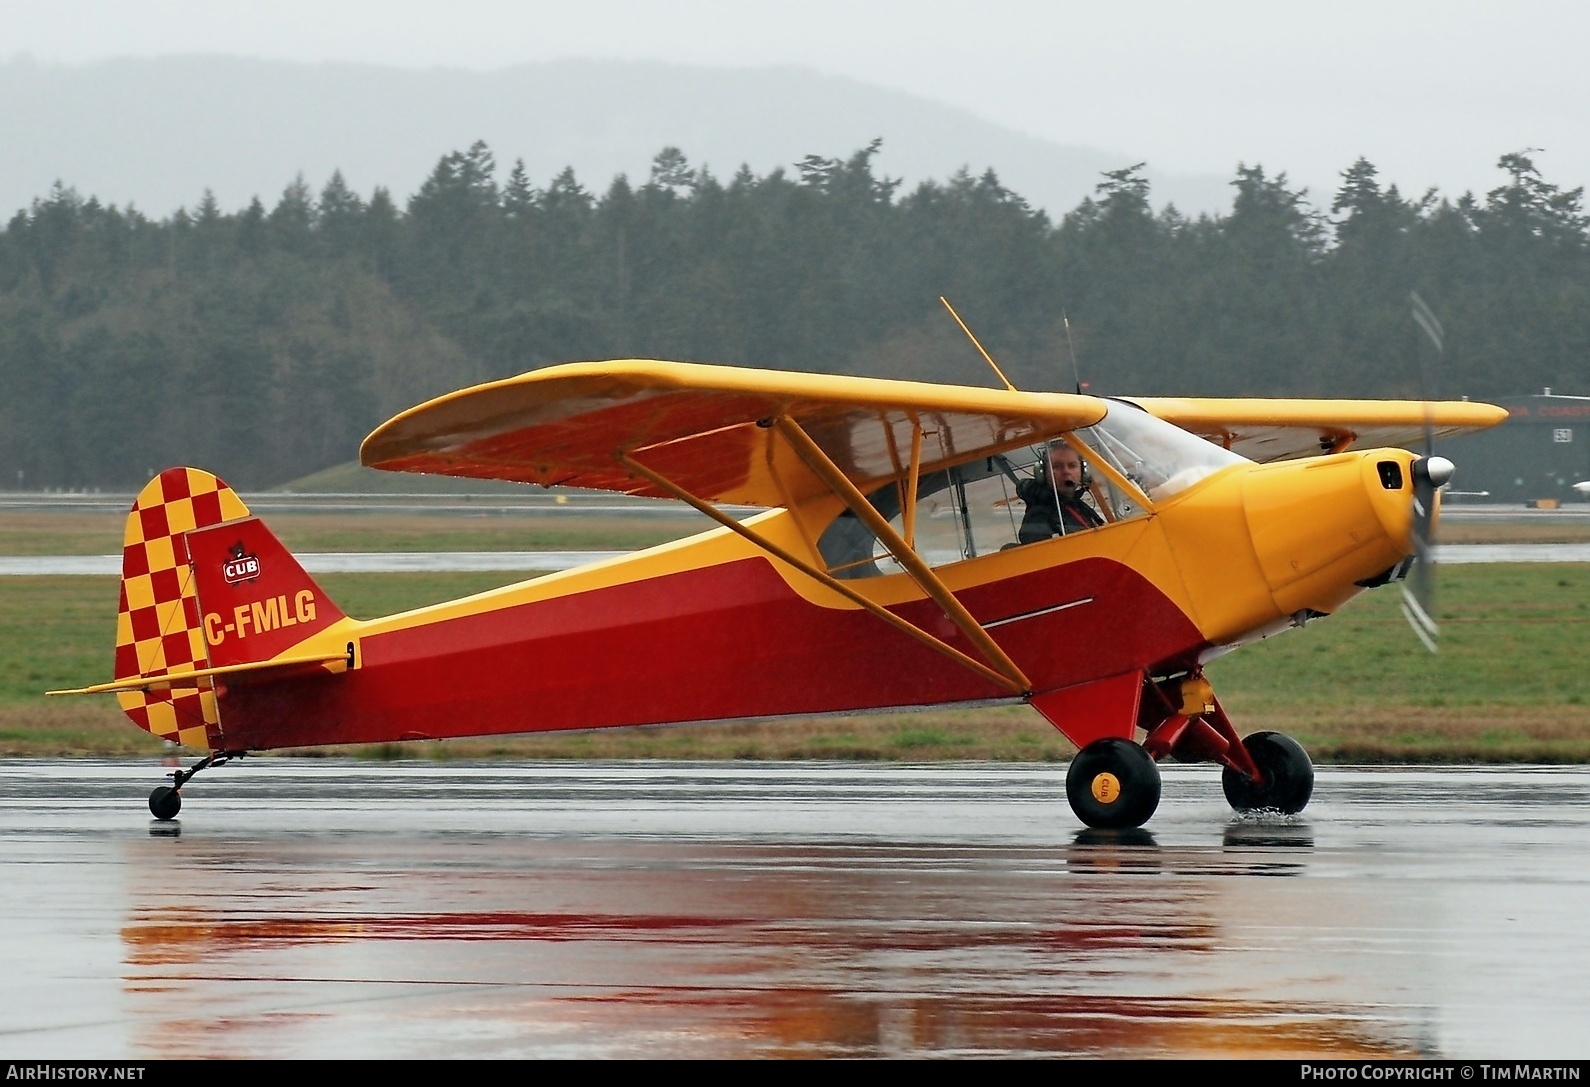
xmin=3 ymin=760 xmax=1589 ymax=1059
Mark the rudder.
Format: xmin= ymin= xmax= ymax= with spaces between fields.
xmin=114 ymin=468 xmax=252 ymax=749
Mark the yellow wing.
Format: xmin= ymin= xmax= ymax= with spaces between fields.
xmin=361 ymin=360 xmax=1108 ymax=507
xmin=1124 ymin=397 xmax=1509 ymax=463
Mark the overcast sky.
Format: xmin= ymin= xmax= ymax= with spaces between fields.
xmin=5 ymin=0 xmax=1586 ymax=204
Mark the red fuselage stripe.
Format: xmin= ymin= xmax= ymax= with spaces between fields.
xmin=215 ymin=555 xmax=1204 ymax=750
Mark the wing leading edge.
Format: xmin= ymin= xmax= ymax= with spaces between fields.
xmin=1124 ymin=397 xmax=1509 ymax=463
xmin=360 ymin=360 xmax=1108 ymax=507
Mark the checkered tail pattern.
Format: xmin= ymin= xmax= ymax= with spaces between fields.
xmin=113 ymin=468 xmax=251 ymax=750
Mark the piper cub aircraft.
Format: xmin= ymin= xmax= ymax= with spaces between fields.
xmin=53 ymin=356 xmax=1505 ymax=828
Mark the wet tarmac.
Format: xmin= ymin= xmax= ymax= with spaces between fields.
xmin=2 ymin=760 xmax=1588 ymax=1058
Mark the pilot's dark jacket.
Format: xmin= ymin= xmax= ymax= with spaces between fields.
xmin=1016 ymin=476 xmax=1104 ymax=543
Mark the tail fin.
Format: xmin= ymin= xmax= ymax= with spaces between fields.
xmin=184 ymin=507 xmax=345 ymax=669
xmin=114 ymin=468 xmax=345 ymax=749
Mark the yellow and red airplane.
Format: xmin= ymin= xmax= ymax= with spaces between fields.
xmin=51 ymin=357 xmax=1505 ymax=828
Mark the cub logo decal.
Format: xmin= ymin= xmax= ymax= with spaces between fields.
xmin=222 ymin=541 xmax=261 ymax=585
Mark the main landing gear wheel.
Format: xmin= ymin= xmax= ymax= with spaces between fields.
xmin=148 ymin=785 xmax=181 ymax=821
xmin=1222 ymin=731 xmax=1314 ymax=814
xmin=1066 ymin=738 xmax=1162 ymax=829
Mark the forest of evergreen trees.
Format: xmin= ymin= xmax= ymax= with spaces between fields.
xmin=1 ymin=140 xmax=1585 ymax=489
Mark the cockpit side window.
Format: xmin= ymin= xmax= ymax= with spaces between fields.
xmin=813 ymin=402 xmax=1248 ymax=579
xmin=815 ymin=439 xmax=1142 ymax=579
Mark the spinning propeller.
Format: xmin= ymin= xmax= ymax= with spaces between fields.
xmin=1403 ymin=293 xmax=1457 ymax=652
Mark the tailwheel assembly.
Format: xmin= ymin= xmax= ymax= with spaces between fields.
xmin=148 ymin=785 xmax=181 ymax=820
xmin=148 ymin=750 xmax=241 ymax=821
xmin=1065 ymin=737 xmax=1162 ymax=829
xmin=1221 ymin=731 xmax=1314 ymax=814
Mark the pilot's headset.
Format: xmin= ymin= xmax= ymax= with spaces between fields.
xmin=1040 ymin=440 xmax=1090 ymax=487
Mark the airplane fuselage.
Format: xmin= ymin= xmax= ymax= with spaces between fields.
xmin=206 ymin=447 xmax=1420 ymax=754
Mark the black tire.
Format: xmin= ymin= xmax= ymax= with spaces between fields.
xmin=1222 ymin=731 xmax=1314 ymax=814
xmin=149 ymin=785 xmax=181 ymax=821
xmin=1065 ymin=738 xmax=1162 ymax=829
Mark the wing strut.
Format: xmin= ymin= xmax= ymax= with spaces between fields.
xmin=904 ymin=422 xmax=923 ymax=548
xmin=617 ymin=452 xmax=1025 ymax=695
xmin=771 ymin=417 xmax=1032 ymax=694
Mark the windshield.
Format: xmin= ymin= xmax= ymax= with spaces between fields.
xmin=1075 ymin=401 xmax=1250 ymax=502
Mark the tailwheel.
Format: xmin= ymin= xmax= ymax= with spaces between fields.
xmin=148 ymin=785 xmax=181 ymax=821
xmin=1222 ymin=731 xmax=1314 ymax=814
xmin=146 ymin=750 xmax=241 ymax=821
xmin=1065 ymin=738 xmax=1162 ymax=829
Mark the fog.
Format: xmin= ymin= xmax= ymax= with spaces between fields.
xmin=4 ymin=0 xmax=1584 ymax=216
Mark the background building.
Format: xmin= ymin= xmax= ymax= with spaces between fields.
xmin=1440 ymin=390 xmax=1590 ymax=505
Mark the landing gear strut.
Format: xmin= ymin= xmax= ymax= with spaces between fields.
xmin=1139 ymin=674 xmax=1316 ymax=818
xmin=148 ymin=751 xmax=242 ymax=820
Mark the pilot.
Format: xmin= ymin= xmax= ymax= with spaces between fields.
xmin=1017 ymin=442 xmax=1104 ymax=542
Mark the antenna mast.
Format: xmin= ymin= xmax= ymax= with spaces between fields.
xmin=1062 ymin=311 xmax=1083 ymax=395
xmin=939 ymin=296 xmax=1017 ymax=392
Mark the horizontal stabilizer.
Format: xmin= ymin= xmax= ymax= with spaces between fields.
xmin=49 ymin=649 xmax=351 ymax=697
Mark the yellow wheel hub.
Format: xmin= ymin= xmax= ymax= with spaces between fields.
xmin=1090 ymin=772 xmax=1122 ymax=804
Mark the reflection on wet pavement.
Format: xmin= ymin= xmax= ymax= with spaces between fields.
xmin=4 ymin=761 xmax=1589 ymax=1058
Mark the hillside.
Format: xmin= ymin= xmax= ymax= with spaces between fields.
xmin=0 ymin=55 xmax=1231 ymax=220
